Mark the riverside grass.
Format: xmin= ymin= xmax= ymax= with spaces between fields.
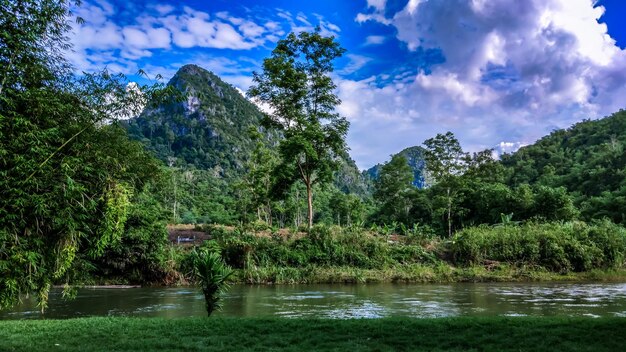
xmin=233 ymin=265 xmax=626 ymax=284
xmin=1 ymin=317 xmax=625 ymax=351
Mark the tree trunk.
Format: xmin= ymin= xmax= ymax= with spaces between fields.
xmin=447 ymin=187 xmax=451 ymax=237
xmin=306 ymin=181 xmax=313 ymax=229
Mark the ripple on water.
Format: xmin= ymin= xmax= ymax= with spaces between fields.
xmin=134 ymin=304 xmax=179 ymax=313
xmin=502 ymin=313 xmax=528 ymax=317
xmin=277 ymin=295 xmax=325 ymax=301
xmin=324 ymin=301 xmax=386 ymax=319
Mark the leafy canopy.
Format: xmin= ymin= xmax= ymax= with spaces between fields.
xmin=248 ymin=29 xmax=349 ymax=228
xmin=0 ymin=0 xmax=170 ymax=310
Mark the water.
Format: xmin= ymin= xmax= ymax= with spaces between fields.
xmin=2 ymin=282 xmax=626 ymax=320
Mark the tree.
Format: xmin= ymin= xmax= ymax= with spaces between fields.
xmin=242 ymin=127 xmax=278 ymax=225
xmin=423 ymin=132 xmax=469 ymax=237
xmin=0 ymin=0 xmax=170 ymax=310
xmin=373 ymin=154 xmax=415 ymax=225
xmin=248 ymin=29 xmax=349 ymax=229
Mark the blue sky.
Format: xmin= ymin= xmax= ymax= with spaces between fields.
xmin=69 ymin=0 xmax=626 ymax=169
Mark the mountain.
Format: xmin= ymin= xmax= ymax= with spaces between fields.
xmin=126 ymin=64 xmax=369 ymax=197
xmin=334 ymin=152 xmax=372 ymax=197
xmin=501 ymin=109 xmax=626 ymax=222
xmin=126 ymin=64 xmax=274 ymax=177
xmin=365 ymin=146 xmax=428 ymax=188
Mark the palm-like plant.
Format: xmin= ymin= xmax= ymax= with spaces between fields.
xmin=191 ymin=248 xmax=234 ymax=317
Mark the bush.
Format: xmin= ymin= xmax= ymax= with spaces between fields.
xmin=207 ymin=224 xmax=439 ymax=270
xmin=450 ymin=220 xmax=626 ymax=272
xmin=190 ymin=247 xmax=233 ymax=317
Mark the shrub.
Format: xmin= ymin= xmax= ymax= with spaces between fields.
xmin=206 ymin=224 xmax=440 ymax=270
xmin=190 ymin=247 xmax=234 ymax=317
xmin=450 ymin=221 xmax=626 ymax=272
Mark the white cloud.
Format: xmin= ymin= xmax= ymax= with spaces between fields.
xmin=154 ymin=4 xmax=175 ymax=16
xmin=67 ymin=1 xmax=286 ymax=74
xmin=68 ymin=2 xmax=343 ymax=75
xmin=492 ymin=141 xmax=527 ymax=158
xmin=345 ymin=0 xmax=626 ymax=169
xmin=367 ymin=0 xmax=387 ymax=11
xmin=339 ymin=54 xmax=373 ymax=74
xmin=364 ymin=35 xmax=386 ymax=46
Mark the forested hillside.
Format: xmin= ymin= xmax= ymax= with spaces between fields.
xmin=126 ymin=64 xmax=273 ymax=176
xmin=365 ymin=146 xmax=428 ymax=188
xmin=123 ymin=64 xmax=370 ymax=226
xmin=502 ymin=110 xmax=626 ymax=223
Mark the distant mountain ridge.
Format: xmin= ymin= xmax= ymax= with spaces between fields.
xmin=365 ymin=146 xmax=428 ymax=188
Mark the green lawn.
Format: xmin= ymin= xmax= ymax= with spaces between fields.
xmin=1 ymin=317 xmax=625 ymax=351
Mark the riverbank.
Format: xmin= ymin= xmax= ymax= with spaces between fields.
xmin=84 ymin=266 xmax=626 ymax=286
xmin=83 ymin=221 xmax=626 ymax=287
xmin=1 ymin=317 xmax=625 ymax=351
xmin=233 ymin=265 xmax=626 ymax=284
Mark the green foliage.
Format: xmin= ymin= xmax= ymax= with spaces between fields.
xmin=372 ymin=154 xmax=415 ymax=225
xmin=89 ymin=189 xmax=173 ymax=284
xmin=0 ymin=0 xmax=169 ymax=310
xmin=502 ymin=110 xmax=626 ymax=224
xmin=249 ymin=29 xmax=349 ymax=228
xmin=457 ymin=183 xmax=579 ymax=227
xmin=423 ymin=131 xmax=469 ymax=181
xmin=190 ymin=247 xmax=234 ymax=317
xmin=368 ymin=131 xmax=579 ymax=236
xmin=210 ymin=225 xmax=437 ymax=274
xmin=451 ymin=221 xmax=626 ymax=272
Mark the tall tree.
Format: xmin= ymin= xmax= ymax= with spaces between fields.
xmin=423 ymin=132 xmax=468 ymax=237
xmin=248 ymin=29 xmax=349 ymax=229
xmin=373 ymin=154 xmax=415 ymax=225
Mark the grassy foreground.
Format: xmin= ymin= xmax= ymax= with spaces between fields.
xmin=1 ymin=317 xmax=625 ymax=351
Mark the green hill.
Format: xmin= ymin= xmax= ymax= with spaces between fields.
xmin=502 ymin=109 xmax=626 ymax=223
xmin=365 ymin=146 xmax=428 ymax=189
xmin=126 ymin=64 xmax=274 ymax=177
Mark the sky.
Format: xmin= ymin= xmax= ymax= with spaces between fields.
xmin=67 ymin=0 xmax=626 ymax=170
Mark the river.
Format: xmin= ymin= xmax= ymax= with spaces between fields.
xmin=2 ymin=282 xmax=626 ymax=319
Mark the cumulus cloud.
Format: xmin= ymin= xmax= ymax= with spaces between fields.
xmin=492 ymin=141 xmax=527 ymax=158
xmin=67 ymin=1 xmax=291 ymax=74
xmin=68 ymin=1 xmax=343 ymax=76
xmin=346 ymin=0 xmax=626 ymax=169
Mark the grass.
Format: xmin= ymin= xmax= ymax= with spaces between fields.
xmin=234 ymin=264 xmax=626 ymax=284
xmin=1 ymin=316 xmax=625 ymax=351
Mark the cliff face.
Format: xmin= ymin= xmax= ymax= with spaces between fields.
xmin=126 ymin=64 xmax=273 ymax=177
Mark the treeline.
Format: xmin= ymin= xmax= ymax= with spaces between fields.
xmin=155 ymin=130 xmax=578 ymax=237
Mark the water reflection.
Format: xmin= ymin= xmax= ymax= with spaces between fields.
xmin=2 ymin=282 xmax=626 ymax=320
